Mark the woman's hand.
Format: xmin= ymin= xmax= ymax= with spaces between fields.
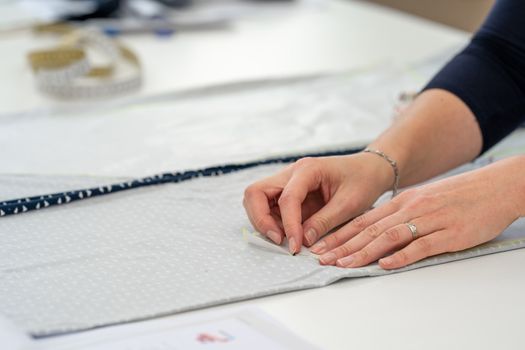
xmin=312 ymin=156 xmax=525 ymax=269
xmin=243 ymin=152 xmax=396 ymax=254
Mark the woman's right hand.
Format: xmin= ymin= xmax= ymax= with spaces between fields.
xmin=242 ymin=152 xmax=396 ymax=254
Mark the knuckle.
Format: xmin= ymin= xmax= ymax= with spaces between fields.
xmin=394 ymin=250 xmax=409 ymax=265
xmin=415 ymin=237 xmax=433 ymax=255
xmin=431 ymin=192 xmax=445 ymax=203
xmin=384 ymin=227 xmax=401 ymax=242
xmin=324 ymin=232 xmax=346 ymax=249
xmin=408 ymin=194 xmax=435 ymax=211
xmin=351 ymin=215 xmax=368 ymax=230
xmin=323 ymin=234 xmax=338 ymax=248
xmin=403 ymin=188 xmax=419 ymax=197
xmin=277 ymin=192 xmax=293 ymax=206
xmin=416 ymin=194 xmax=433 ymax=206
xmin=243 ymin=185 xmax=259 ymax=200
xmin=406 ymin=199 xmax=422 ymax=211
xmin=365 ymin=224 xmax=382 ymax=239
xmin=387 ymin=199 xmax=401 ymax=212
xmin=337 ymin=243 xmax=354 ymax=257
xmin=294 ymin=157 xmax=322 ymax=182
xmin=358 ymin=248 xmax=369 ymax=261
xmin=294 ymin=157 xmax=316 ymax=168
xmin=313 ymin=214 xmax=331 ymax=234
xmin=394 ymin=188 xmax=416 ymax=202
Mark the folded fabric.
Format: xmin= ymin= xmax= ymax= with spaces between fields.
xmin=1 ymin=156 xmax=525 ymax=337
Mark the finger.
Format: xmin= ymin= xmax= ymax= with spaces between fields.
xmin=301 ymin=191 xmax=364 ymax=247
xmin=243 ymin=185 xmax=284 ymax=244
xmin=378 ymin=230 xmax=451 ymax=269
xmin=310 ymin=200 xmax=399 ymax=254
xmin=334 ymin=212 xmax=409 ymax=257
xmin=279 ymin=167 xmax=321 ymax=254
xmin=335 ymin=216 xmax=442 ymax=267
xmin=270 ymin=192 xmax=323 ymax=221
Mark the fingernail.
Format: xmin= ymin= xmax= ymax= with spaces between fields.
xmin=310 ymin=240 xmax=326 ymax=254
xmin=320 ymin=252 xmax=337 ymax=265
xmin=266 ymin=230 xmax=282 ymax=244
xmin=305 ymin=228 xmax=317 ymax=246
xmin=337 ymin=255 xmax=354 ymax=267
xmin=289 ymin=237 xmax=298 ymax=254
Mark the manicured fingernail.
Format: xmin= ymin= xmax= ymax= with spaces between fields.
xmin=305 ymin=228 xmax=317 ymax=246
xmin=320 ymin=252 xmax=336 ymax=265
xmin=310 ymin=240 xmax=326 ymax=254
xmin=266 ymin=230 xmax=282 ymax=244
xmin=289 ymin=237 xmax=298 ymax=254
xmin=337 ymin=255 xmax=354 ymax=267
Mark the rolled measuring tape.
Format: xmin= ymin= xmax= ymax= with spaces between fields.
xmin=28 ymin=25 xmax=142 ymax=99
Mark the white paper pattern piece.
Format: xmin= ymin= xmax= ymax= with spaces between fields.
xmin=0 ymin=314 xmax=33 ymax=350
xmin=2 ymin=135 xmax=525 ymax=337
xmin=242 ymin=229 xmax=319 ymax=259
xmin=37 ymin=308 xmax=318 ymax=350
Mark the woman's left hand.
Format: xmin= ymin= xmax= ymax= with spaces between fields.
xmin=310 ymin=156 xmax=525 ymax=269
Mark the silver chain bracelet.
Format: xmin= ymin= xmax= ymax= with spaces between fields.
xmin=363 ymin=148 xmax=399 ymax=198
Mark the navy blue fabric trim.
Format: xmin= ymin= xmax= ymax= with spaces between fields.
xmin=0 ymin=147 xmax=363 ymax=218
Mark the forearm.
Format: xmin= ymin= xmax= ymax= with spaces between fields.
xmin=365 ymin=0 xmax=525 ymax=192
xmin=368 ymin=88 xmax=482 ymax=189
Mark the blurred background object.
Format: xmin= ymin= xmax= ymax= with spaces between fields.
xmin=0 ymin=0 xmax=495 ymax=34
xmin=0 ymin=0 xmax=467 ymax=110
xmin=28 ymin=25 xmax=142 ymax=99
xmin=364 ymin=0 xmax=495 ymax=32
xmin=1 ymin=0 xmax=312 ymax=100
xmin=0 ymin=0 xmax=304 ymax=33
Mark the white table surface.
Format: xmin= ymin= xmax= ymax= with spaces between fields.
xmin=3 ymin=0 xmax=524 ymax=349
xmin=0 ymin=0 xmax=465 ymax=115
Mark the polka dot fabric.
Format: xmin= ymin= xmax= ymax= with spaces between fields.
xmin=1 ymin=164 xmax=525 ymax=337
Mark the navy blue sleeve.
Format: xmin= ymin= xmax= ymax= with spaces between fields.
xmin=423 ymin=0 xmax=525 ymax=154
